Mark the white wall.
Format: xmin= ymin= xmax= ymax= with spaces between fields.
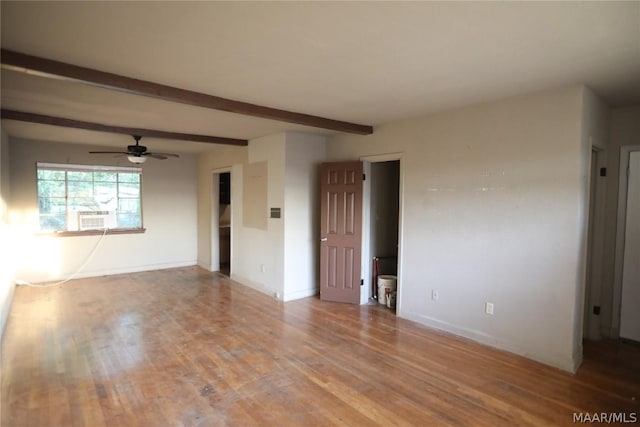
xmin=197 ymin=133 xmax=326 ymax=301
xmin=0 ymin=129 xmax=15 ymax=340
xmin=283 ymin=132 xmax=326 ymax=301
xmin=8 ymin=138 xmax=198 ymax=283
xmin=231 ymin=134 xmax=286 ymax=298
xmin=328 ymin=86 xmax=587 ymax=372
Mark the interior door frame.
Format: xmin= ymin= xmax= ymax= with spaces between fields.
xmin=210 ymin=166 xmax=232 ymax=273
xmin=612 ymin=145 xmax=640 ymax=337
xmin=360 ymin=152 xmax=404 ymax=310
xmin=584 ymin=146 xmax=607 ymax=340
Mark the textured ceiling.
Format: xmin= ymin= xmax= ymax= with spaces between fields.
xmin=1 ymin=1 xmax=639 ymax=153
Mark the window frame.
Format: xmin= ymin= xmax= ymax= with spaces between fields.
xmin=36 ymin=162 xmax=145 ymax=236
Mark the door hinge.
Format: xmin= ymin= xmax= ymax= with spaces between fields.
xmin=599 ymin=167 xmax=607 ymax=177
xmin=360 ymin=279 xmax=364 ymax=286
xmin=593 ymin=305 xmax=601 ymax=315
xmin=363 ymin=174 xmax=366 ymax=181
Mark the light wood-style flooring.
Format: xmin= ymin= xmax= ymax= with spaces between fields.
xmin=2 ymin=267 xmax=639 ymax=426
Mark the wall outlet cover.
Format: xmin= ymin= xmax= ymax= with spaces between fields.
xmin=485 ymin=302 xmax=494 ymax=315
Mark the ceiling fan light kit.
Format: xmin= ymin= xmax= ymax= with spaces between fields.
xmin=127 ymin=156 xmax=147 ymax=164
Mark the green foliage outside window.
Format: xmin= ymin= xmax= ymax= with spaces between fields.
xmin=36 ymin=163 xmax=143 ymax=232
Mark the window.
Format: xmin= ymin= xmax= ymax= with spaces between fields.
xmin=37 ymin=162 xmax=143 ymax=233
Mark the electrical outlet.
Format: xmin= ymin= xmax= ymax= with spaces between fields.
xmin=485 ymin=302 xmax=494 ymax=315
xmin=431 ymin=290 xmax=439 ymax=300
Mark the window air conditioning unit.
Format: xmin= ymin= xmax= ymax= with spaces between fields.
xmin=77 ymin=211 xmax=116 ymax=231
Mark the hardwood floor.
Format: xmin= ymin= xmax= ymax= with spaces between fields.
xmin=2 ymin=267 xmax=638 ymax=426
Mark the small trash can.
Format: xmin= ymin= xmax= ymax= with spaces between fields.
xmin=377 ymin=275 xmax=397 ymax=305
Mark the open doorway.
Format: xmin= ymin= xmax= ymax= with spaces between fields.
xmin=364 ymin=158 xmax=401 ymax=312
xmin=211 ymin=170 xmax=232 ymax=276
xmin=218 ymin=172 xmax=231 ymax=276
xmin=584 ymin=148 xmax=605 ymax=340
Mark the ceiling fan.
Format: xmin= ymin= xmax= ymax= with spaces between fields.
xmin=89 ymin=135 xmax=179 ymax=164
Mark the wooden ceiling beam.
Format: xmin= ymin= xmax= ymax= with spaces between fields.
xmin=0 ymin=109 xmax=249 ymax=146
xmin=1 ymin=49 xmax=374 ymax=135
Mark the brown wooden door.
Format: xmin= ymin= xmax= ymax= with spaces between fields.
xmin=320 ymin=161 xmax=363 ymax=304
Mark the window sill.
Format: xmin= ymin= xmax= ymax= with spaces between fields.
xmin=40 ymin=228 xmax=146 ymax=237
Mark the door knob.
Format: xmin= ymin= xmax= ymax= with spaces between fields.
xmin=320 ymin=237 xmax=328 ymax=242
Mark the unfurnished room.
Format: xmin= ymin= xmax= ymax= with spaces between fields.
xmin=1 ymin=1 xmax=639 ymax=426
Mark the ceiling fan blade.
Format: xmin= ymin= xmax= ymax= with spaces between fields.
xmin=89 ymin=151 xmax=130 ymax=154
xmin=145 ymin=154 xmax=169 ymax=160
xmin=146 ymin=152 xmax=180 ymax=158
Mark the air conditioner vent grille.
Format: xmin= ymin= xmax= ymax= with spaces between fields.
xmin=78 ymin=211 xmax=111 ymax=230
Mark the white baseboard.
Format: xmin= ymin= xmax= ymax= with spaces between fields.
xmin=15 ymin=260 xmax=198 ymax=284
xmin=197 ymin=258 xmax=211 ymax=271
xmin=401 ymin=310 xmax=578 ymax=373
xmin=0 ymin=280 xmax=16 ymax=341
xmin=226 ymin=275 xmax=317 ymax=302
xmin=230 ymin=274 xmax=277 ymax=299
xmin=283 ymin=287 xmax=319 ymax=302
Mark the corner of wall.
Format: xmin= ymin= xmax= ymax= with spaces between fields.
xmin=1 ymin=128 xmax=16 ymax=341
xmin=0 ymin=280 xmax=16 ymax=341
xmin=571 ymin=343 xmax=584 ymax=374
xmin=283 ymin=132 xmax=327 ymax=300
xmin=573 ymin=86 xmax=612 ymax=352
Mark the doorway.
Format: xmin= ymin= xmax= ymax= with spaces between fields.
xmin=318 ymin=156 xmax=403 ymax=308
xmin=584 ymin=148 xmax=606 ymax=340
xmin=362 ymin=156 xmax=402 ymax=312
xmin=218 ymin=172 xmax=231 ymax=276
xmin=211 ymin=170 xmax=232 ymax=276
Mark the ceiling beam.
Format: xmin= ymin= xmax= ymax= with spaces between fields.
xmin=1 ymin=49 xmax=374 ymax=135
xmin=0 ymin=109 xmax=249 ymax=146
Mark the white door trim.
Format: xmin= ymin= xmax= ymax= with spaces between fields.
xmin=359 ymin=152 xmax=404 ymax=313
xmin=584 ymin=146 xmax=607 ymax=340
xmin=210 ymin=167 xmax=232 ymax=273
xmin=612 ymin=145 xmax=640 ymax=336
